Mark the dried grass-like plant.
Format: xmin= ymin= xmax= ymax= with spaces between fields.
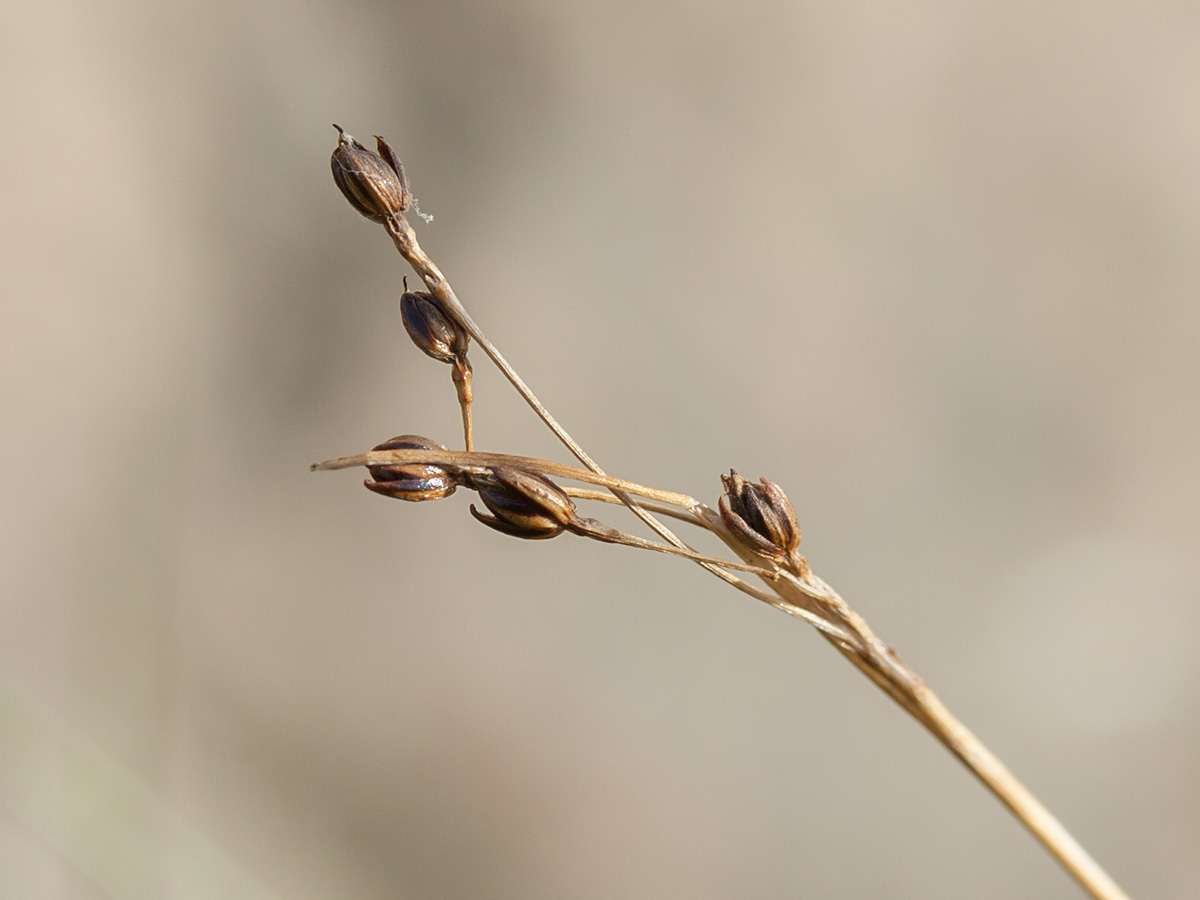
xmin=315 ymin=125 xmax=1131 ymax=900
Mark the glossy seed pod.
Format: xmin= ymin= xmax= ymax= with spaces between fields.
xmin=469 ymin=467 xmax=576 ymax=540
xmin=400 ymin=290 xmax=469 ymax=363
xmin=330 ymin=125 xmax=410 ymax=223
xmin=363 ymin=435 xmax=458 ymax=502
xmin=718 ymin=470 xmax=800 ymax=561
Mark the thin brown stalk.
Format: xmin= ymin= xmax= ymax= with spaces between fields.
xmin=571 ymin=525 xmax=781 ymax=578
xmin=698 ymin=504 xmax=1131 ymax=900
xmin=917 ymin=686 xmax=1129 ymax=900
xmin=451 ymin=359 xmax=474 ymax=451
xmin=382 ymin=217 xmax=734 ymax=577
xmin=324 ymin=140 xmax=1132 ymax=899
xmin=560 ymin=487 xmax=702 ymax=525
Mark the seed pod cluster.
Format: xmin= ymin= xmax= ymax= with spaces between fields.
xmin=718 ymin=470 xmax=801 ymax=562
xmin=361 ymin=438 xmax=580 ymax=541
xmin=330 ymin=128 xmax=475 ymax=450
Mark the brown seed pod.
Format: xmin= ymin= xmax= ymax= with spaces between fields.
xmin=718 ymin=470 xmax=800 ymax=561
xmin=330 ymin=125 xmax=410 ymax=223
xmin=400 ymin=289 xmax=469 ymax=364
xmin=469 ymin=467 xmax=577 ymax=540
xmin=363 ymin=435 xmax=458 ymax=502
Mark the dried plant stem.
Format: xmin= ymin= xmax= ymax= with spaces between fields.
xmin=699 ymin=507 xmax=1131 ymax=900
xmin=570 ymin=525 xmax=780 ymax=577
xmin=559 ymin=487 xmax=702 ymax=524
xmin=830 ymin=628 xmax=1128 ymax=900
xmin=385 ymin=218 xmax=597 ymax=473
xmin=917 ymin=687 xmax=1128 ymax=900
xmin=343 ymin=210 xmax=1131 ymax=900
xmin=383 ymin=218 xmax=723 ymax=566
xmin=830 ymin=627 xmax=1127 ymax=900
xmin=383 ymin=214 xmax=845 ymax=629
xmin=321 ymin=434 xmax=1126 ymax=900
xmin=451 ymin=359 xmax=474 ymax=451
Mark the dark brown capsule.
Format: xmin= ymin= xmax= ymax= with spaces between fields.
xmin=400 ymin=289 xmax=469 ymax=363
xmin=330 ymin=125 xmax=410 ymax=223
xmin=718 ymin=470 xmax=801 ymax=561
xmin=363 ymin=435 xmax=458 ymax=502
xmin=469 ymin=468 xmax=577 ymax=540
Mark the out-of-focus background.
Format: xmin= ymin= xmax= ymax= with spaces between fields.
xmin=2 ymin=1 xmax=1198 ymax=897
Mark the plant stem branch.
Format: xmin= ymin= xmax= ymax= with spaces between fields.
xmin=350 ymin=211 xmax=1132 ymax=900
xmin=689 ymin=505 xmax=1131 ymax=900
xmin=381 ymin=217 xmax=731 ymax=576
xmin=317 ymin=447 xmax=796 ymax=582
xmin=313 ymin=447 xmax=853 ymax=640
xmin=313 ymin=447 xmax=701 ymax=509
xmin=914 ymin=686 xmax=1130 ymax=900
xmin=385 ymin=217 xmax=599 ymax=474
xmin=571 ymin=522 xmax=780 ymax=577
xmin=451 ymin=359 xmax=474 ymax=451
xmin=561 ymin=487 xmax=703 ymax=524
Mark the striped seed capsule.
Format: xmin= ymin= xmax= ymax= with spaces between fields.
xmin=718 ymin=470 xmax=800 ymax=562
xmin=330 ymin=125 xmax=410 ymax=223
xmin=363 ymin=435 xmax=458 ymax=502
xmin=469 ymin=468 xmax=577 ymax=540
xmin=400 ymin=289 xmax=469 ymax=364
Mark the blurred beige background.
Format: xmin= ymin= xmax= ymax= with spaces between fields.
xmin=2 ymin=1 xmax=1198 ymax=898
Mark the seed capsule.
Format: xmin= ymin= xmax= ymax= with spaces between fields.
xmin=400 ymin=289 xmax=469 ymax=363
xmin=469 ymin=468 xmax=577 ymax=540
xmin=330 ymin=125 xmax=410 ymax=223
xmin=363 ymin=435 xmax=458 ymax=502
xmin=718 ymin=470 xmax=801 ymax=561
